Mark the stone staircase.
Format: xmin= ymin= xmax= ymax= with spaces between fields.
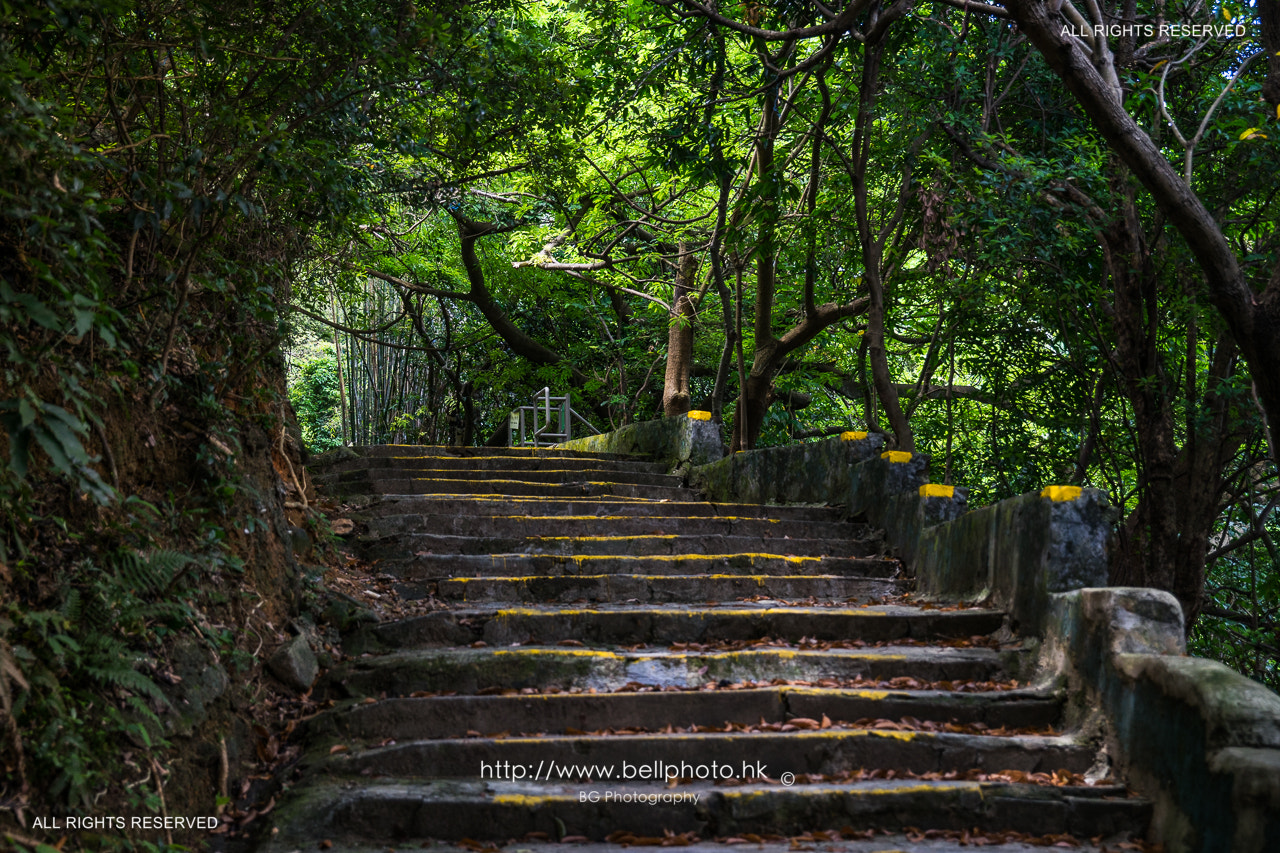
xmin=259 ymin=445 xmax=1152 ymax=853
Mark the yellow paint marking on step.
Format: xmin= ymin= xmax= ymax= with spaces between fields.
xmin=492 ymin=794 xmax=555 ymax=807
xmin=871 ymin=729 xmax=917 ymax=742
xmin=880 ymin=451 xmax=913 ymax=463
xmin=717 ymin=780 xmax=965 ymax=801
xmin=446 ymin=573 xmax=845 ymax=583
xmin=487 ymin=606 xmax=879 ymax=619
xmin=1041 ymin=485 xmax=1082 ymax=502
xmin=406 ymin=493 xmax=671 ymax=502
xmin=918 ymin=483 xmax=955 ymax=498
xmin=493 ymin=648 xmax=622 ymax=659
xmin=446 ymin=575 xmax=558 ymax=584
xmin=563 ymin=553 xmax=827 ymax=564
xmin=688 ymin=410 xmax=712 ymax=420
xmin=722 ymin=648 xmax=798 ymax=660
xmin=840 ymin=431 xmax=869 ymax=441
xmin=494 ymin=607 xmax=596 ymax=617
xmin=862 ymin=783 xmax=955 ymax=795
xmin=488 ymin=515 xmax=705 ymax=521
xmin=536 ymin=535 xmax=682 ymax=542
xmin=701 ymin=573 xmax=797 ymax=581
xmin=784 ymin=687 xmax=892 ymax=700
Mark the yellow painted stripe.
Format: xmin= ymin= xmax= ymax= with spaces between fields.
xmin=1041 ymin=485 xmax=1082 ymax=502
xmin=492 ymin=607 xmax=889 ymax=618
xmin=446 ymin=573 xmax=854 ymax=581
xmin=687 ymin=410 xmax=712 ymax=420
xmin=487 ymin=515 xmax=777 ymax=523
xmin=492 ymin=794 xmax=553 ymax=807
xmin=919 ymin=483 xmax=954 ymax=498
xmin=881 ymin=451 xmax=912 ymax=463
xmin=840 ymin=430 xmax=869 ymax=441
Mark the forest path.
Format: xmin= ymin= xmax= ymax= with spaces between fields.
xmin=256 ymin=446 xmax=1151 ymax=852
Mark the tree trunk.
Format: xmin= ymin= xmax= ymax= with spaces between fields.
xmin=1104 ymin=183 xmax=1180 ymax=598
xmin=331 ymin=291 xmax=349 ymax=446
xmin=1005 ymin=0 xmax=1280 ymax=468
xmin=662 ymin=244 xmax=698 ymax=417
xmin=1102 ymin=180 xmax=1245 ymax=628
xmin=851 ymin=39 xmax=913 ymax=452
xmin=736 ymin=65 xmax=784 ymax=451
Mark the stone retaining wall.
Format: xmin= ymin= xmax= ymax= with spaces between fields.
xmin=691 ymin=431 xmax=884 ymax=504
xmin=556 ymin=414 xmax=724 ymax=473
xmin=1043 ymin=588 xmax=1280 ymax=853
xmin=564 ymin=416 xmax=1280 ymax=853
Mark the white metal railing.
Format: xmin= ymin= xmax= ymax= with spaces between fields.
xmin=508 ymin=386 xmax=600 ymax=447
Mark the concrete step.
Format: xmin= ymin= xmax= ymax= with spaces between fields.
xmin=316 ymin=728 xmax=1093 ymax=780
xmin=367 ymin=513 xmax=868 ymax=541
xmin=352 ymin=604 xmax=1005 ymax=650
xmin=318 ymin=467 xmax=684 ymax=488
xmin=305 ymin=686 xmax=1061 ymax=743
xmin=274 ymin=442 xmax=1155 ymax=852
xmin=331 ymin=445 xmax=656 ymax=462
xmin=380 ymin=553 xmax=898 ymax=580
xmin=318 ymin=454 xmax=670 ymax=476
xmin=326 ymin=477 xmax=698 ymax=500
xmin=259 ymin=836 xmax=1146 ymax=853
xmin=324 ymin=645 xmax=1012 ymax=698
xmin=361 ymin=497 xmax=853 ymax=524
xmin=418 ymin=573 xmax=906 ymax=604
xmin=262 ymin=778 xmax=1151 ymax=843
xmin=363 ymin=533 xmax=881 ymax=559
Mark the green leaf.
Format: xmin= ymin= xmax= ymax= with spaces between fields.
xmin=32 ymin=423 xmax=76 ymax=474
xmin=18 ymin=398 xmax=36 ymax=429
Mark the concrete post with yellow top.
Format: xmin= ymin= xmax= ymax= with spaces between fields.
xmin=691 ymin=429 xmax=884 ymax=505
xmin=847 ymin=448 xmax=930 ymax=524
xmin=880 ymin=481 xmax=970 ymax=568
xmin=915 ymin=484 xmax=1116 ymax=635
xmin=556 ymin=410 xmax=724 ymax=473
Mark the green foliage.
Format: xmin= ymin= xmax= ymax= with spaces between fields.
xmin=3 ymin=0 xmax=1277 ymax=835
xmin=5 ymin=545 xmax=205 ymax=808
xmin=0 ymin=0 xmax=473 ymax=826
xmin=289 ymin=345 xmax=344 ymax=453
xmin=280 ymin=0 xmax=1279 ymax=694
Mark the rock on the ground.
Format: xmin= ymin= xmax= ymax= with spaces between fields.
xmin=162 ymin=637 xmax=230 ymax=736
xmin=269 ymin=634 xmax=318 ymax=692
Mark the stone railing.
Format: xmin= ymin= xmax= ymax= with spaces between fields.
xmin=557 ymin=415 xmax=1280 ymax=853
xmin=555 ymin=411 xmax=723 ymax=473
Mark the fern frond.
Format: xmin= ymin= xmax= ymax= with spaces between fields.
xmin=134 ymin=601 xmax=190 ymax=623
xmin=79 ymin=589 xmax=112 ymax=631
xmin=61 ymin=588 xmax=82 ymax=622
xmin=115 ymin=549 xmax=193 ymax=594
xmin=84 ymin=664 xmax=168 ymax=704
xmin=114 ymin=551 xmax=160 ymax=593
xmin=146 ymin=549 xmax=193 ymax=576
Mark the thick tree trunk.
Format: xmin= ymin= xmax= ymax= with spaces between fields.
xmin=1104 ymin=185 xmax=1180 ymax=597
xmin=662 ymin=244 xmax=698 ymax=417
xmin=735 ymin=69 xmax=784 ymax=451
xmin=725 ymin=42 xmax=870 ymax=449
xmin=740 ymin=342 xmax=779 ymax=450
xmin=1004 ymin=0 xmax=1280 ymax=467
xmin=1103 ymin=182 xmax=1243 ymax=628
xmin=851 ymin=40 xmax=913 ymax=452
xmin=864 ymin=270 xmax=913 ymax=451
xmin=454 ymin=221 xmax=601 ymax=398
